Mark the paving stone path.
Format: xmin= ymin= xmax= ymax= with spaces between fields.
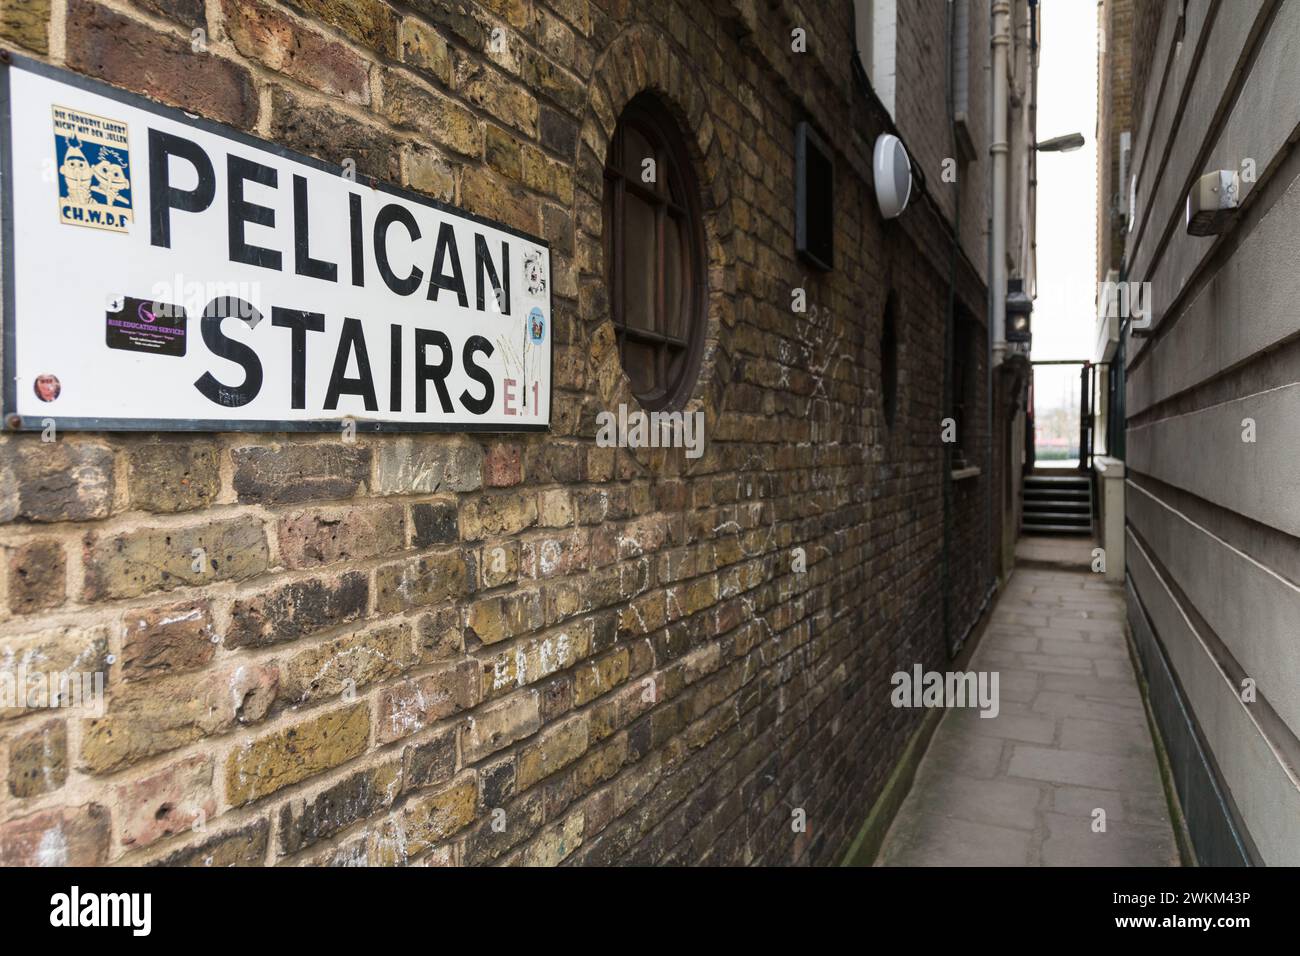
xmin=877 ymin=565 xmax=1181 ymax=866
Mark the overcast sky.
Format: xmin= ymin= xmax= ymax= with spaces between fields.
xmin=1032 ymin=0 xmax=1099 ymax=409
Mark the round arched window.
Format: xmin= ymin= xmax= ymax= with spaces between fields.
xmin=602 ymin=94 xmax=706 ymax=411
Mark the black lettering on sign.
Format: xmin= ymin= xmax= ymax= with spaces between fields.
xmin=374 ymin=203 xmax=423 ymax=296
xmin=414 ymin=327 xmax=454 ymax=414
xmin=293 ymin=174 xmax=338 ymax=282
xmin=148 ymin=129 xmax=215 ymax=248
xmin=389 ymin=324 xmax=402 ymax=412
xmin=475 ymin=234 xmax=510 ymax=315
xmin=194 ymin=297 xmax=263 ymax=407
xmin=427 ymin=222 xmax=467 ymax=307
xmin=227 ymin=154 xmax=282 ymax=271
xmin=271 ymin=307 xmax=325 ymax=409
xmin=324 ymin=317 xmax=378 ymax=412
xmin=349 ymin=192 xmax=365 ymax=287
xmin=461 ymin=335 xmax=495 ymax=415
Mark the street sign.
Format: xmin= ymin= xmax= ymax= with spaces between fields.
xmin=1 ymin=56 xmax=552 ymax=433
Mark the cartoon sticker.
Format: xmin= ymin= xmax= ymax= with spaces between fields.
xmin=523 ymin=248 xmax=547 ymax=297
xmin=528 ymin=307 xmax=546 ymax=345
xmin=53 ymin=104 xmax=133 ymax=233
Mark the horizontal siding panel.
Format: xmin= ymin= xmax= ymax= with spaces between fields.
xmin=1127 ymin=0 xmax=1263 ymax=289
xmin=1126 ymin=382 xmax=1300 ymax=536
xmin=1129 ymin=2 xmax=1300 ymax=357
xmin=1127 ymin=480 xmax=1300 ymax=736
xmin=1128 ymin=531 xmax=1300 ymax=865
xmin=1126 ymin=168 xmax=1300 ymax=416
xmin=1127 ymin=0 xmax=1221 ymax=259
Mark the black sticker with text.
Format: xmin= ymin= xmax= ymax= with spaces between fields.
xmin=105 ymin=296 xmax=187 ymax=356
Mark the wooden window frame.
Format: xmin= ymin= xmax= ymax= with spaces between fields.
xmin=603 ymin=94 xmax=707 ymax=411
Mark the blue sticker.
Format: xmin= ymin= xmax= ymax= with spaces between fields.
xmin=52 ymin=104 xmax=134 ymax=233
xmin=528 ymin=306 xmax=546 ymax=344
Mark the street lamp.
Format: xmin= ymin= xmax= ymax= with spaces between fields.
xmin=1006 ymin=279 xmax=1032 ymax=344
xmin=1035 ymin=132 xmax=1085 ymax=152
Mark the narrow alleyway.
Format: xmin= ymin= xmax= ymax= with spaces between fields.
xmin=877 ymin=543 xmax=1181 ymax=866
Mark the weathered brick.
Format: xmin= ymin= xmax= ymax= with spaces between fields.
xmin=122 ymin=599 xmax=216 ymax=679
xmin=66 ymin=1 xmax=257 ymax=128
xmin=416 ymin=606 xmax=464 ymax=661
xmin=6 ymin=718 xmax=67 ymax=797
xmin=0 ymin=804 xmax=109 ymax=866
xmin=83 ymin=517 xmax=268 ymax=601
xmin=278 ymin=760 xmax=401 ymax=855
xmin=466 ymin=589 xmax=542 ymax=645
xmin=281 ymin=622 xmax=416 ymax=704
xmin=538 ymin=106 xmax=579 ymax=158
xmin=513 ymin=809 xmax=583 ymax=866
xmin=399 ymin=16 xmax=452 ymax=85
xmin=575 ymin=647 xmax=630 ymax=705
xmin=113 ymin=754 xmax=214 ymax=849
xmin=282 ymin=0 xmax=398 ymax=56
xmin=128 ymin=0 xmax=205 ymax=29
xmin=374 ymin=550 xmax=474 ymax=612
xmin=485 ymin=123 xmax=524 ymax=180
xmin=399 ymin=772 xmax=477 ymax=853
xmin=402 ymin=725 xmax=459 ymax=791
xmin=0 ymin=0 xmax=50 ymax=52
xmin=81 ymin=662 xmax=278 ymax=774
xmin=406 ymin=0 xmax=487 ymax=48
xmin=459 ymin=490 xmax=538 ymax=540
xmin=477 ymin=754 xmax=516 ymax=810
xmin=374 ymin=439 xmax=483 ymax=494
xmin=462 ymin=689 xmax=540 ymax=763
xmin=482 ymin=627 xmax=585 ymax=699
xmin=126 ymin=442 xmax=220 ymax=513
xmin=411 ymin=501 xmax=459 ymax=548
xmin=0 ymin=440 xmax=114 ymax=523
xmin=483 ymin=441 xmax=524 ymax=487
xmin=572 ymin=731 xmax=629 ymax=790
xmin=461 ymin=786 xmax=543 ymax=864
xmin=224 ymin=0 xmax=370 ymax=103
xmin=269 ymin=86 xmax=402 ymax=181
xmin=538 ymin=488 xmax=575 ymax=527
xmin=457 ymin=59 xmax=539 ymax=136
xmin=526 ymin=442 xmax=585 ymax=482
xmin=226 ymin=572 xmax=368 ymax=648
xmin=0 ymin=624 xmax=109 ymax=722
xmin=479 ymin=540 xmax=520 ymax=587
xmin=520 ymin=531 xmax=588 ymax=579
xmin=460 ymin=165 xmax=540 ymax=235
xmin=225 ymin=702 xmax=370 ymax=806
xmin=232 ymin=443 xmax=370 ymax=504
xmin=381 ymin=68 xmax=481 ymax=158
xmin=520 ymin=47 xmax=586 ymax=114
xmin=277 ymin=505 xmax=405 ymax=570
xmin=404 ymin=144 xmax=458 ymax=201
xmin=5 ymin=539 xmax=66 ymax=614
xmin=517 ymin=713 xmax=588 ymax=789
xmin=150 ymin=819 xmax=269 ymax=866
xmin=376 ymin=661 xmax=478 ymax=743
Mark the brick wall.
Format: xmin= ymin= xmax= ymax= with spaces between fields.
xmin=1097 ymin=0 xmax=1133 ymax=278
xmin=0 ymin=0 xmax=996 ymax=866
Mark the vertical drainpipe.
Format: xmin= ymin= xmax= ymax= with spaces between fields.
xmin=991 ymin=0 xmax=1011 ymax=368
